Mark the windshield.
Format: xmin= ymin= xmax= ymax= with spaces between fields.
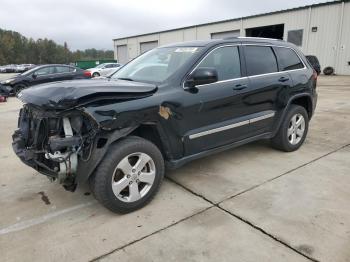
xmin=111 ymin=47 xmax=201 ymax=83
xmin=21 ymin=66 xmax=39 ymax=76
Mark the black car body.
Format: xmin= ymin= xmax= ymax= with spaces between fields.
xmin=1 ymin=64 xmax=91 ymax=94
xmin=12 ymin=38 xmax=317 ymax=213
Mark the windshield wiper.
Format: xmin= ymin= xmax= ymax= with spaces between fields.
xmin=117 ymin=77 xmax=134 ymax=81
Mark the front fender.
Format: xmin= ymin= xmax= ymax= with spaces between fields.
xmin=75 ymin=126 xmax=137 ymax=185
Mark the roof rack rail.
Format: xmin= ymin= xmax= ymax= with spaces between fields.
xmin=223 ymin=36 xmax=280 ymax=40
xmin=239 ymin=36 xmax=279 ymax=40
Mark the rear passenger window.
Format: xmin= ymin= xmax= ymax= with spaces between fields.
xmin=275 ymin=47 xmax=304 ymax=71
xmin=197 ymin=46 xmax=241 ymax=81
xmin=245 ymin=46 xmax=278 ymax=76
xmin=55 ymin=66 xmax=70 ymax=73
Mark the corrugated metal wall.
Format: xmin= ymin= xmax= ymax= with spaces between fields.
xmin=114 ymin=1 xmax=350 ymax=74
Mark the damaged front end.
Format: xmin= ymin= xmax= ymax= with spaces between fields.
xmin=12 ymin=104 xmax=98 ymax=191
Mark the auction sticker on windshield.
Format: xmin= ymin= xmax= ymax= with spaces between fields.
xmin=174 ymin=47 xmax=198 ymax=53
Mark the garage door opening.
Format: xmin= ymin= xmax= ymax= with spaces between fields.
xmin=245 ymin=24 xmax=284 ymax=40
xmin=117 ymin=45 xmax=128 ymax=64
xmin=140 ymin=41 xmax=158 ymax=54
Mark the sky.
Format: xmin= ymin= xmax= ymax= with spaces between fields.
xmin=0 ymin=0 xmax=334 ymax=50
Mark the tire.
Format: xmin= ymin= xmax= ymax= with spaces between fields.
xmin=90 ymin=136 xmax=164 ymax=213
xmin=271 ymin=105 xmax=309 ymax=152
xmin=92 ymin=72 xmax=100 ymax=78
xmin=13 ymin=83 xmax=27 ymax=95
xmin=323 ymin=66 xmax=334 ymax=75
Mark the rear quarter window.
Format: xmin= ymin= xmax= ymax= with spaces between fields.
xmin=274 ymin=47 xmax=304 ymax=71
xmin=244 ymin=46 xmax=278 ymax=76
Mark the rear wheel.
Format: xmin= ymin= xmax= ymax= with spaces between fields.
xmin=90 ymin=136 xmax=164 ymax=213
xmin=271 ymin=105 xmax=309 ymax=152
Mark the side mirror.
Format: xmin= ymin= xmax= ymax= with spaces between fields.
xmin=32 ymin=73 xmax=37 ymax=79
xmin=185 ymin=67 xmax=218 ymax=89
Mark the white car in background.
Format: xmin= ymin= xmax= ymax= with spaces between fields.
xmin=87 ymin=63 xmax=122 ymax=78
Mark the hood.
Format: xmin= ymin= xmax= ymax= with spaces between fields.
xmin=1 ymin=77 xmax=18 ymax=85
xmin=18 ymin=79 xmax=157 ymax=110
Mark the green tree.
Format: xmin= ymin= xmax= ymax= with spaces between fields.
xmin=0 ymin=28 xmax=114 ymax=65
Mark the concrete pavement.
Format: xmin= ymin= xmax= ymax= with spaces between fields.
xmin=0 ymin=74 xmax=349 ymax=262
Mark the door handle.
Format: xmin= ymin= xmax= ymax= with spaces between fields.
xmin=233 ymin=84 xmax=248 ymax=90
xmin=278 ymin=76 xmax=289 ymax=82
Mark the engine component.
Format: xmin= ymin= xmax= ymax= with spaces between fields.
xmin=48 ymin=136 xmax=81 ymax=152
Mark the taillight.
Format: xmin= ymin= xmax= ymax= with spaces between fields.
xmin=84 ymin=71 xmax=91 ymax=78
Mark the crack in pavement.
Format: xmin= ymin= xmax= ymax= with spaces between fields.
xmin=224 ymin=143 xmax=350 ymax=202
xmin=218 ymin=208 xmax=320 ymax=262
xmin=89 ymin=206 xmax=213 ymax=262
xmin=92 ymin=143 xmax=349 ymax=261
xmin=166 ymin=177 xmax=319 ymax=262
xmin=166 ymin=144 xmax=350 ymax=262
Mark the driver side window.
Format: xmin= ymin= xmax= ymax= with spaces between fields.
xmin=197 ymin=46 xmax=241 ymax=81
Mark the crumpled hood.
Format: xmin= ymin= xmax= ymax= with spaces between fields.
xmin=18 ymin=79 xmax=157 ymax=110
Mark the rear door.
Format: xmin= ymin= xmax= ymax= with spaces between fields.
xmin=101 ymin=64 xmax=116 ymax=76
xmin=273 ymin=46 xmax=309 ymax=91
xmin=242 ymin=45 xmax=293 ymax=135
xmin=54 ymin=66 xmax=74 ymax=81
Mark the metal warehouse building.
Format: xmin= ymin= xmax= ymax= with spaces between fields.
xmin=114 ymin=0 xmax=350 ymax=75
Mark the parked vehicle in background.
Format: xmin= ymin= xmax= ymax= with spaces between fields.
xmin=87 ymin=63 xmax=122 ymax=77
xmin=306 ymin=55 xmax=321 ymax=75
xmin=12 ymin=38 xmax=317 ymax=213
xmin=0 ymin=64 xmax=36 ymax=73
xmin=91 ymin=66 xmax=123 ymax=80
xmin=20 ymin=64 xmax=36 ymax=72
xmin=2 ymin=64 xmax=17 ymax=73
xmin=1 ymin=64 xmax=91 ymax=94
xmin=14 ymin=65 xmax=23 ymax=73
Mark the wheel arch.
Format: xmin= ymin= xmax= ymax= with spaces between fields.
xmin=76 ymin=122 xmax=171 ymax=186
xmin=129 ymin=123 xmax=172 ymax=160
xmin=273 ymin=93 xmax=313 ymax=137
xmin=290 ymin=95 xmax=313 ymax=119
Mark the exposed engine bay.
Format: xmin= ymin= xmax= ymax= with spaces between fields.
xmin=12 ymin=104 xmax=98 ymax=190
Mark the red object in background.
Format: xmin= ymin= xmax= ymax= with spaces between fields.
xmin=0 ymin=96 xmax=7 ymax=102
xmin=84 ymin=71 xmax=92 ymax=78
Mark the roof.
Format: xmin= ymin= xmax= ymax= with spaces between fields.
xmin=113 ymin=0 xmax=347 ymax=41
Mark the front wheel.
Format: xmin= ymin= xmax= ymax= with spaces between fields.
xmin=92 ymin=72 xmax=100 ymax=78
xmin=271 ymin=105 xmax=309 ymax=152
xmin=13 ymin=83 xmax=27 ymax=95
xmin=90 ymin=136 xmax=164 ymax=213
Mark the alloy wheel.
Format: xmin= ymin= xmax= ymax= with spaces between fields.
xmin=111 ymin=152 xmax=156 ymax=202
xmin=287 ymin=113 xmax=305 ymax=145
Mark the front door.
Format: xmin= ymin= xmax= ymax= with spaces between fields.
xmin=32 ymin=66 xmax=56 ymax=85
xmin=175 ymin=45 xmax=252 ymax=155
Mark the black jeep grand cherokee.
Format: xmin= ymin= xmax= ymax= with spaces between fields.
xmin=13 ymin=38 xmax=317 ymax=213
